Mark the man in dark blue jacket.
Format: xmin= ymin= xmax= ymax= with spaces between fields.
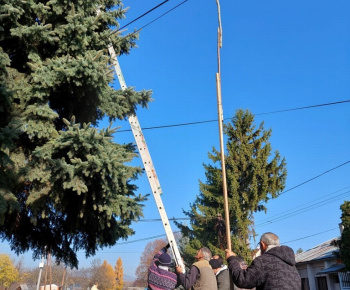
xmin=225 ymin=232 xmax=301 ymax=290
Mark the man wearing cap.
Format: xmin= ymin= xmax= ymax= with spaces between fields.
xmin=175 ymin=247 xmax=217 ymax=290
xmin=209 ymin=258 xmax=234 ymax=290
xmin=148 ymin=244 xmax=177 ymax=290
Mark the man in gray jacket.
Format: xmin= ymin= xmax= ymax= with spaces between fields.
xmin=225 ymin=232 xmax=301 ymax=290
xmin=209 ymin=258 xmax=234 ymax=290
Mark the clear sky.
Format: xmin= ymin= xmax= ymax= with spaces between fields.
xmin=1 ymin=0 xmax=350 ymax=280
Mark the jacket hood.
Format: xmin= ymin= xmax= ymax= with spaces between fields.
xmin=265 ymin=245 xmax=296 ymax=266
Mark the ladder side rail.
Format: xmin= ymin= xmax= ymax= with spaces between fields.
xmin=108 ymin=46 xmax=185 ymax=272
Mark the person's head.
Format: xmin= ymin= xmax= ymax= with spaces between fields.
xmin=260 ymin=232 xmax=280 ymax=254
xmin=195 ymin=247 xmax=212 ymax=261
xmin=212 ymin=254 xmax=224 ymax=265
xmin=157 ymin=252 xmax=172 ymax=267
xmin=94 ymin=282 xmax=98 ymax=286
xmin=209 ymin=258 xmax=222 ymax=275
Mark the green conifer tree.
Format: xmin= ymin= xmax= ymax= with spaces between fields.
xmin=0 ymin=0 xmax=151 ymax=268
xmin=176 ymin=109 xmax=287 ymax=264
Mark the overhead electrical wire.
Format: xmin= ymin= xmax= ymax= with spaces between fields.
xmin=282 ymin=228 xmax=339 ymax=245
xmin=108 ymin=0 xmax=190 ymax=39
xmin=135 ymin=0 xmax=189 ymax=32
xmin=86 ymin=228 xmax=339 ymax=250
xmin=279 ymin=160 xmax=350 ymax=195
xmin=115 ymin=231 xmax=181 ymax=245
xmin=257 ymin=185 xmax=350 ymax=224
xmin=117 ymin=0 xmax=170 ymax=32
xmin=117 ymin=99 xmax=350 ymax=132
xmin=139 ymin=190 xmax=349 ymax=226
xmin=138 ymin=162 xmax=350 ymax=225
xmin=255 ymin=100 xmax=350 ymax=116
xmin=256 ymin=190 xmax=350 ymax=228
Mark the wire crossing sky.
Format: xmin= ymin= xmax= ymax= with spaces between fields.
xmin=116 ymin=99 xmax=350 ymax=132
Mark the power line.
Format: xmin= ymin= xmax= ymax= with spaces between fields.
xmin=140 ymin=189 xmax=348 ymax=227
xmin=282 ymin=228 xmax=338 ymax=245
xmin=136 ymin=0 xmax=189 ymax=32
xmin=117 ymin=99 xmax=350 ymax=132
xmin=280 ymin=160 xmax=350 ymax=195
xmin=88 ymin=228 xmax=339 ymax=248
xmin=109 ymin=0 xmax=189 ymax=39
xmin=117 ymin=0 xmax=170 ymax=32
xmin=141 ymin=188 xmax=348 ymax=227
xmin=256 ymin=190 xmax=350 ymax=227
xmin=114 ymin=231 xmax=181 ymax=245
xmin=140 ymin=217 xmax=190 ymax=222
xmin=118 ymin=119 xmax=217 ymax=132
xmin=255 ymin=100 xmax=350 ymax=116
xmin=138 ymin=161 xmax=350 ymax=224
xmin=257 ymin=185 xmax=350 ymax=224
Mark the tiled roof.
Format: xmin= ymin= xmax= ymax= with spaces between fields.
xmin=295 ymin=237 xmax=339 ymax=264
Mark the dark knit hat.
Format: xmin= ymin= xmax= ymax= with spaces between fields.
xmin=158 ymin=252 xmax=172 ymax=266
xmin=209 ymin=259 xmax=222 ymax=269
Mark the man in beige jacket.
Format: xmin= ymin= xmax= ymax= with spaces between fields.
xmin=176 ymin=247 xmax=217 ymax=290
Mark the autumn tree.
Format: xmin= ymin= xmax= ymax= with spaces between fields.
xmin=176 ymin=109 xmax=287 ymax=263
xmin=95 ymin=260 xmax=116 ymax=290
xmin=340 ymin=201 xmax=350 ymax=270
xmin=0 ymin=254 xmax=19 ymax=288
xmin=134 ymin=239 xmax=167 ymax=287
xmin=115 ymin=257 xmax=123 ymax=290
xmin=0 ymin=0 xmax=151 ymax=268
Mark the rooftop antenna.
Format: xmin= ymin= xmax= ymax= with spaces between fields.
xmin=215 ymin=0 xmax=232 ymax=252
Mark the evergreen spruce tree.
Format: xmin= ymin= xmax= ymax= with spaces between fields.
xmin=176 ymin=109 xmax=287 ymax=264
xmin=0 ymin=0 xmax=152 ymax=268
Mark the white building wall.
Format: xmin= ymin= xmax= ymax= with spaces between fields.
xmin=307 ymin=264 xmax=316 ymax=290
xmin=297 ymin=259 xmax=346 ymax=290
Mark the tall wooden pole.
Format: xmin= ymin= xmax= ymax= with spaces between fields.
xmin=215 ymin=0 xmax=231 ymax=252
xmin=61 ymin=268 xmax=67 ymax=290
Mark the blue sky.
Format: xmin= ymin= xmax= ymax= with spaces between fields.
xmin=1 ymin=0 xmax=350 ymax=279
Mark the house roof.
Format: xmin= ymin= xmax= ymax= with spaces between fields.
xmin=317 ymin=264 xmax=346 ymax=274
xmin=295 ymin=237 xmax=339 ymax=264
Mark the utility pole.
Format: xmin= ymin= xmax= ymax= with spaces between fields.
xmin=61 ymin=268 xmax=67 ymax=290
xmin=215 ymin=0 xmax=231 ymax=252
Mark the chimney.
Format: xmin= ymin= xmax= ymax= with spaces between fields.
xmin=339 ymin=223 xmax=344 ymax=235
